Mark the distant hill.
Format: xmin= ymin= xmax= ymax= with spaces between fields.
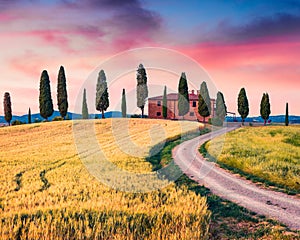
xmin=0 ymin=111 xmax=123 ymax=124
xmin=226 ymin=115 xmax=300 ymax=124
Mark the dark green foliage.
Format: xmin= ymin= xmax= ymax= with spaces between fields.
xmin=53 ymin=116 xmax=64 ymax=121
xmin=96 ymin=70 xmax=109 ymax=119
xmin=285 ymin=102 xmax=289 ymax=126
xmin=57 ymin=66 xmax=68 ymax=119
xmin=198 ymin=81 xmax=211 ymax=123
xmin=136 ymin=64 xmax=148 ymax=118
xmin=12 ymin=120 xmax=25 ymax=126
xmin=237 ymin=88 xmax=249 ymax=124
xmin=260 ymin=93 xmax=271 ymax=125
xmin=121 ymin=88 xmax=127 ymax=118
xmin=82 ymin=88 xmax=89 ymax=119
xmin=28 ymin=108 xmax=31 ymax=124
xmin=3 ymin=92 xmax=12 ymax=126
xmin=39 ymin=70 xmax=54 ymax=120
xmin=162 ymin=86 xmax=167 ymax=119
xmin=178 ymin=72 xmax=189 ymax=117
xmin=215 ymin=91 xmax=227 ymax=122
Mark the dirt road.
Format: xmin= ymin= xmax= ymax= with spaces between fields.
xmin=172 ymin=127 xmax=300 ymax=230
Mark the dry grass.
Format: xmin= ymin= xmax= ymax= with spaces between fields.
xmin=0 ymin=119 xmax=211 ymax=239
xmin=206 ymin=125 xmax=300 ymax=192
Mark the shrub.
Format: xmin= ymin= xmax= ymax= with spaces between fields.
xmin=209 ymin=117 xmax=223 ymax=126
xmin=34 ymin=118 xmax=42 ymax=123
xmin=11 ymin=120 xmax=25 ymax=126
xmin=53 ymin=116 xmax=64 ymax=121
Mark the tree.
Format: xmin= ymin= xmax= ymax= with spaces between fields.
xmin=260 ymin=93 xmax=271 ymax=125
xmin=28 ymin=108 xmax=31 ymax=124
xmin=237 ymin=88 xmax=249 ymax=125
xmin=96 ymin=70 xmax=109 ymax=119
xmin=3 ymin=92 xmax=12 ymax=126
xmin=39 ymin=70 xmax=54 ymax=121
xmin=136 ymin=64 xmax=148 ymax=118
xmin=215 ymin=91 xmax=227 ymax=121
xmin=178 ymin=72 xmax=189 ymax=118
xmin=57 ymin=66 xmax=68 ymax=119
xmin=198 ymin=81 xmax=211 ymax=123
xmin=82 ymin=88 xmax=89 ymax=119
xmin=162 ymin=86 xmax=167 ymax=119
xmin=285 ymin=102 xmax=289 ymax=126
xmin=121 ymin=88 xmax=127 ymax=118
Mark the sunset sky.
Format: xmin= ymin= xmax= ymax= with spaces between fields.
xmin=0 ymin=0 xmax=299 ymax=116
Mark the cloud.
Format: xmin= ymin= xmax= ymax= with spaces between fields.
xmin=215 ymin=13 xmax=300 ymax=43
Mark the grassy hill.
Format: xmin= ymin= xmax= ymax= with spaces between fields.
xmin=203 ymin=126 xmax=300 ymax=194
xmin=0 ymin=119 xmax=211 ymax=239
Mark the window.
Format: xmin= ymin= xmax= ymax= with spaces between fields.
xmin=157 ymin=101 xmax=161 ymax=106
xmin=192 ymin=101 xmax=196 ymax=107
xmin=156 ymin=112 xmax=161 ymax=116
xmin=190 ymin=112 xmax=194 ymax=116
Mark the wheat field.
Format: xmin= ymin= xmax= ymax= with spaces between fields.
xmin=206 ymin=125 xmax=300 ymax=192
xmin=0 ymin=119 xmax=210 ymax=239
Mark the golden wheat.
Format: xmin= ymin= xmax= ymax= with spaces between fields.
xmin=0 ymin=119 xmax=210 ymax=239
xmin=206 ymin=126 xmax=300 ymax=192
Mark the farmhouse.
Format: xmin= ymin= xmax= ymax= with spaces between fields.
xmin=148 ymin=90 xmax=215 ymax=121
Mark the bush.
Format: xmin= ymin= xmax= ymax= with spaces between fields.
xmin=209 ymin=117 xmax=223 ymax=126
xmin=34 ymin=118 xmax=42 ymax=123
xmin=131 ymin=114 xmax=148 ymax=118
xmin=53 ymin=116 xmax=64 ymax=121
xmin=12 ymin=120 xmax=25 ymax=126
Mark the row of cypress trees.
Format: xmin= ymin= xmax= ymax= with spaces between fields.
xmin=82 ymin=64 xmax=148 ymax=119
xmin=39 ymin=66 xmax=68 ymax=121
xmin=175 ymin=72 xmax=226 ymax=124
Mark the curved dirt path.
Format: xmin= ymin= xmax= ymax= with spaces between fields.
xmin=172 ymin=127 xmax=300 ymax=230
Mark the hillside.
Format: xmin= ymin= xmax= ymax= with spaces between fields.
xmin=0 ymin=119 xmax=210 ymax=239
xmin=0 ymin=111 xmax=124 ymax=124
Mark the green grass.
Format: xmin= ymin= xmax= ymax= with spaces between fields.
xmin=201 ymin=126 xmax=300 ymax=195
xmin=147 ymin=127 xmax=300 ymax=239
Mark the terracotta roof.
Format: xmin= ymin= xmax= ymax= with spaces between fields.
xmin=148 ymin=92 xmax=211 ymax=101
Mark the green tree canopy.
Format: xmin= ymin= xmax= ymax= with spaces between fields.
xmin=163 ymin=86 xmax=167 ymax=119
xmin=3 ymin=92 xmax=12 ymax=126
xmin=39 ymin=70 xmax=54 ymax=120
xmin=96 ymin=70 xmax=109 ymax=119
xmin=285 ymin=102 xmax=289 ymax=126
xmin=260 ymin=93 xmax=271 ymax=125
xmin=237 ymin=87 xmax=249 ymax=124
xmin=198 ymin=81 xmax=211 ymax=123
xmin=215 ymin=91 xmax=227 ymax=121
xmin=57 ymin=66 xmax=68 ymax=119
xmin=82 ymin=88 xmax=89 ymax=119
xmin=121 ymin=88 xmax=127 ymax=118
xmin=28 ymin=108 xmax=31 ymax=124
xmin=178 ymin=72 xmax=189 ymax=117
xmin=136 ymin=64 xmax=148 ymax=118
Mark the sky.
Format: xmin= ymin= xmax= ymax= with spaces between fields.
xmin=0 ymin=0 xmax=299 ymax=116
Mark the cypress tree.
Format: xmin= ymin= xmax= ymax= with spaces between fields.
xmin=237 ymin=88 xmax=249 ymax=125
xmin=57 ymin=66 xmax=68 ymax=119
xmin=121 ymin=88 xmax=127 ymax=118
xmin=215 ymin=91 xmax=227 ymax=121
xmin=162 ymin=86 xmax=167 ymax=119
xmin=3 ymin=92 xmax=12 ymax=126
xmin=285 ymin=102 xmax=289 ymax=126
xmin=260 ymin=93 xmax=271 ymax=126
xmin=178 ymin=72 xmax=189 ymax=118
xmin=39 ymin=70 xmax=54 ymax=121
xmin=136 ymin=64 xmax=148 ymax=118
xmin=82 ymin=88 xmax=89 ymax=119
xmin=28 ymin=108 xmax=32 ymax=124
xmin=198 ymin=81 xmax=211 ymax=123
xmin=96 ymin=70 xmax=109 ymax=119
